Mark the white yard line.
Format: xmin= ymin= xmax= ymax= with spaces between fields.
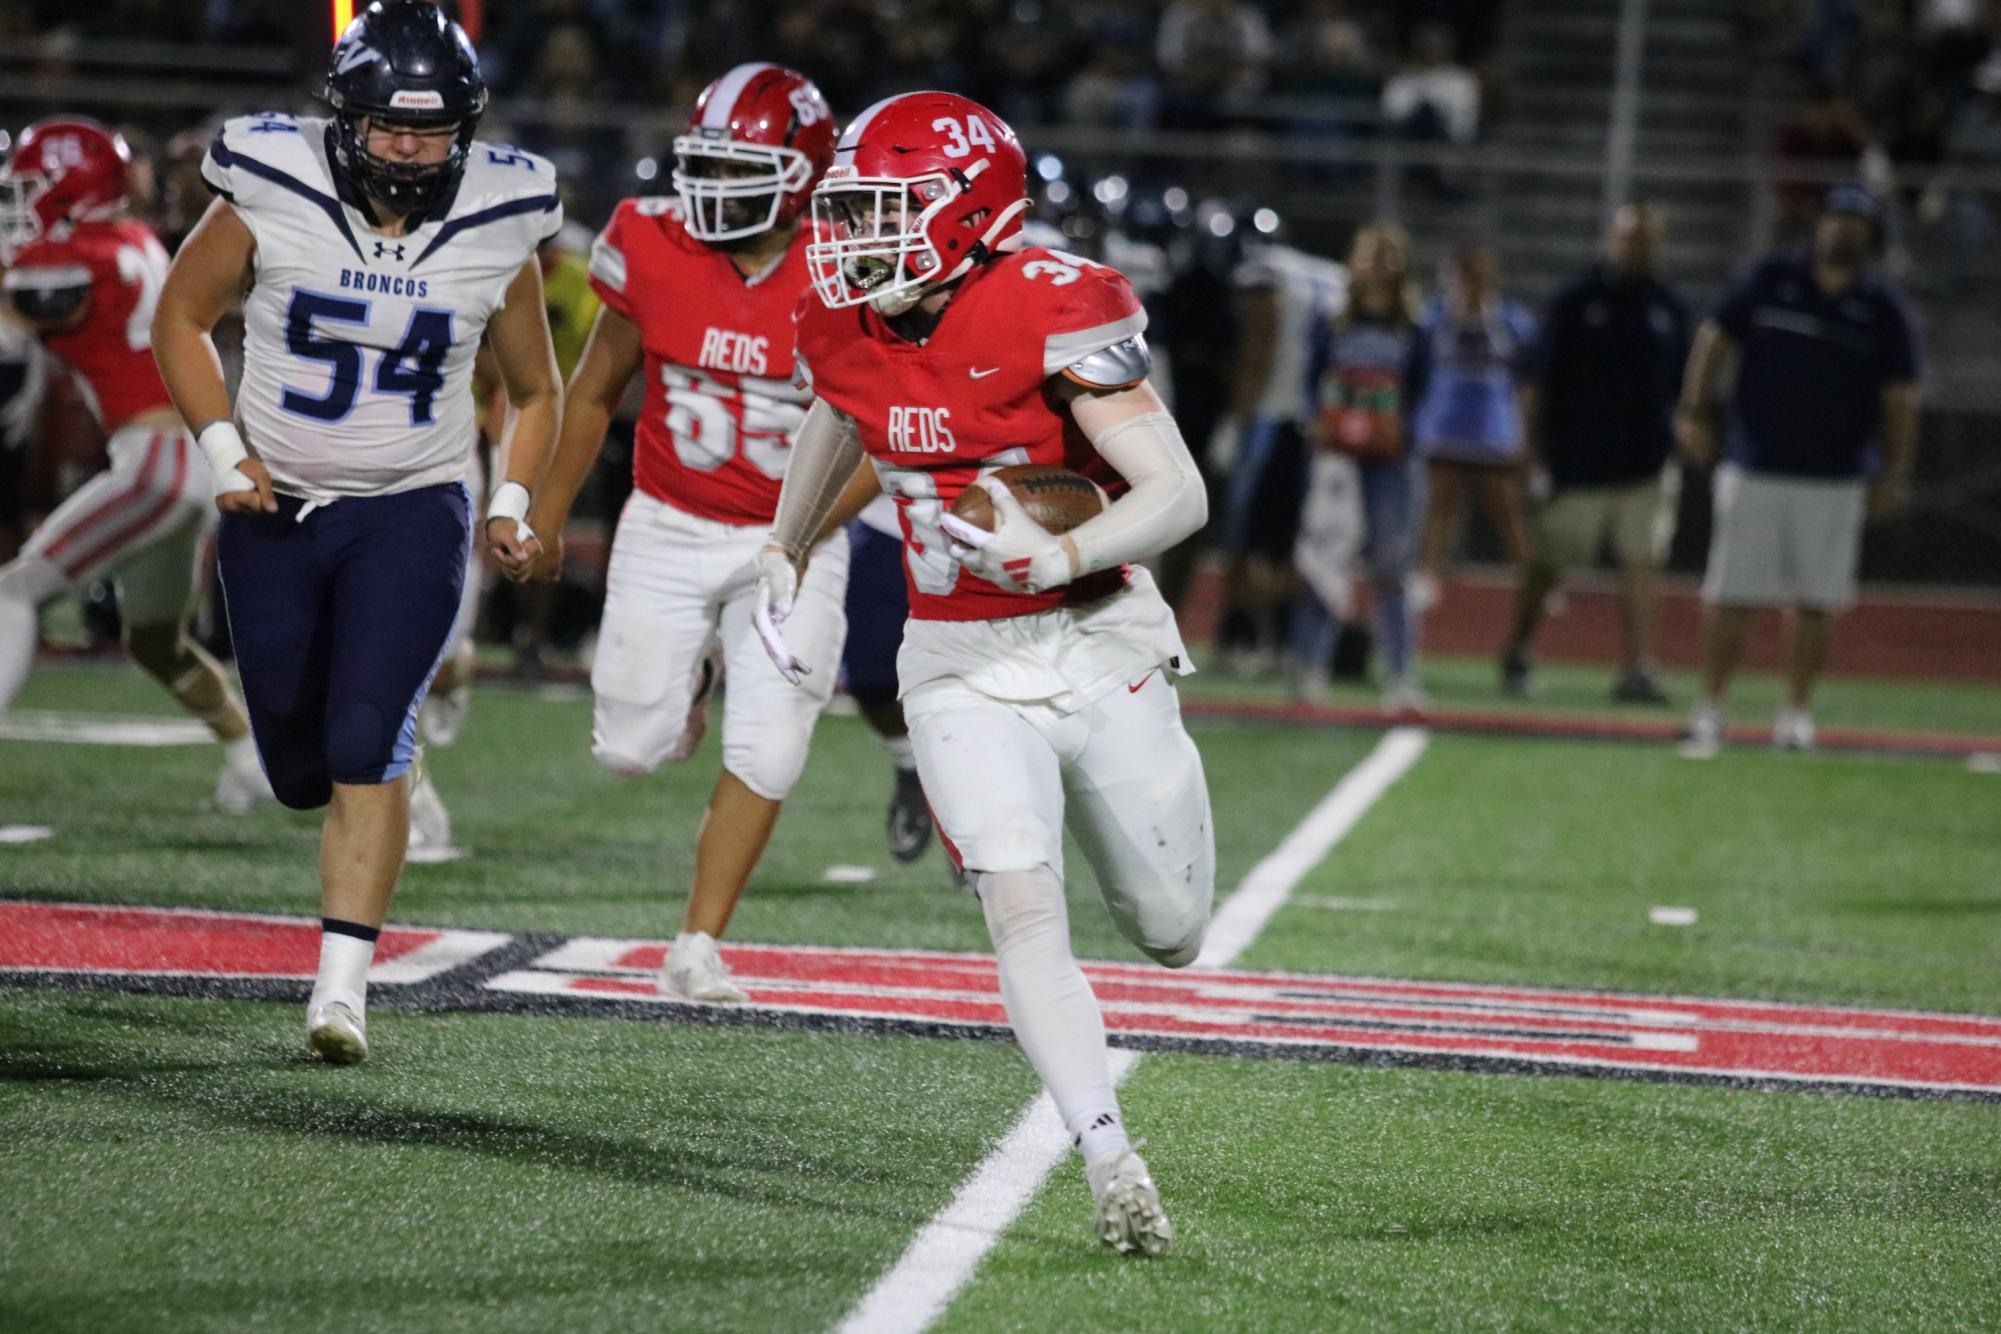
xmin=834 ymin=725 xmax=1430 ymax=1334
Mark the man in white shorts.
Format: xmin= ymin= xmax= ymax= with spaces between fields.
xmin=1675 ymin=184 xmax=1921 ymax=751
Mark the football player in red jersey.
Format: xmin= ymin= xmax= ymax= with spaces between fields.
xmin=0 ymin=116 xmax=269 ymax=812
xmin=528 ymin=64 xmax=851 ymax=1003
xmin=755 ymin=92 xmax=1213 ymax=1254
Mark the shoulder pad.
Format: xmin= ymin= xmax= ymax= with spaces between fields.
xmin=1062 ymin=333 xmax=1152 ymax=390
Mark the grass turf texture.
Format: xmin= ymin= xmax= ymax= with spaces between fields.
xmin=4 ymin=662 xmax=2000 ymax=1330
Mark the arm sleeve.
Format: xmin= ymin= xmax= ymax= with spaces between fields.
xmin=767 ymin=398 xmax=865 ymax=560
xmin=1063 ymin=410 xmax=1208 ymax=578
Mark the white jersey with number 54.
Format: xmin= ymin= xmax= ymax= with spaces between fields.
xmin=201 ymin=113 xmax=561 ymax=500
xmin=587 ymin=196 xmax=813 ymax=526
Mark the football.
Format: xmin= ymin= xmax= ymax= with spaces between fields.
xmin=949 ymin=465 xmax=1108 ymax=536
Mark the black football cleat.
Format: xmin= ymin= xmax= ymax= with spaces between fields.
xmin=886 ymin=768 xmax=933 ymax=864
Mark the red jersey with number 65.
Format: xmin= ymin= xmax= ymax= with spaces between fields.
xmin=794 ymin=247 xmax=1148 ymax=622
xmin=588 ymin=197 xmax=812 ymax=524
xmin=2 ymin=219 xmax=175 ymax=431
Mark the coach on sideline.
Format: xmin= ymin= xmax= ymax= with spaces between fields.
xmin=1674 ymin=183 xmax=1921 ymax=752
xmin=1502 ymin=203 xmax=1691 ymax=703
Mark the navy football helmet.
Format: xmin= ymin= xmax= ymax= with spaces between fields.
xmin=324 ymin=0 xmax=488 ymax=218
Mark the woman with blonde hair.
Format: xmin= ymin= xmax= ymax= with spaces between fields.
xmin=1297 ymin=221 xmax=1429 ymax=711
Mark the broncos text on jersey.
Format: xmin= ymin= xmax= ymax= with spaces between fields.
xmin=201 ymin=112 xmax=561 ymax=500
xmin=588 ymin=197 xmax=814 ymax=526
xmin=794 ymin=246 xmax=1149 ymax=623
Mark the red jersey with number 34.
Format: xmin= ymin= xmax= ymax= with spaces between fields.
xmin=588 ymin=198 xmax=812 ymax=524
xmin=793 ymin=247 xmax=1148 ymax=622
xmin=5 ymin=220 xmax=175 ymax=431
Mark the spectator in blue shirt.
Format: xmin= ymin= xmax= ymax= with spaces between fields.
xmin=1410 ymin=243 xmax=1539 ymax=613
xmin=1504 ymin=205 xmax=1691 ymax=704
xmin=1298 ymin=222 xmax=1427 ymax=713
xmin=1674 ymin=183 xmax=1922 ymax=752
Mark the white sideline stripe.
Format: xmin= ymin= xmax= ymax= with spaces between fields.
xmin=0 ymin=712 xmax=214 ymax=747
xmin=834 ymin=725 xmax=1430 ymax=1334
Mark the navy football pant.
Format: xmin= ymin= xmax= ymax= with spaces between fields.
xmin=218 ymin=484 xmax=470 ymax=810
xmin=841 ymin=521 xmax=908 ymax=706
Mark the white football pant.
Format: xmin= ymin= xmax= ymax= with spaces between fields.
xmin=590 ymin=490 xmax=849 ymax=799
xmin=906 ymin=667 xmax=1215 ymax=966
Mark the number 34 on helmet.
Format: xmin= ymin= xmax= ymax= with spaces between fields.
xmin=806 ymin=91 xmax=1030 ymax=317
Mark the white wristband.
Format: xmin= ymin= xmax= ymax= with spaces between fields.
xmin=196 ymin=421 xmax=257 ymax=496
xmin=486 ymin=480 xmax=531 ymax=524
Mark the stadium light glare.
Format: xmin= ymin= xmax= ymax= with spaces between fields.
xmin=332 ymin=0 xmax=354 ymax=42
xmin=1253 ymin=208 xmax=1280 ymax=234
xmin=635 ymin=157 xmax=658 ymax=181
xmin=1034 ymin=154 xmax=1063 ymax=183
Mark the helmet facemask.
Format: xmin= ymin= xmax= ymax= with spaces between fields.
xmin=0 ymin=172 xmax=50 ymax=260
xmin=333 ymin=110 xmax=479 ymax=220
xmin=807 ymin=173 xmax=956 ymax=316
xmin=672 ymin=135 xmax=812 ymax=244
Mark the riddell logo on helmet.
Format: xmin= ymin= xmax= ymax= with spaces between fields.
xmin=390 ymin=91 xmax=447 ymax=111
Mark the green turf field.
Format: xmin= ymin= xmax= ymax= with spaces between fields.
xmin=3 ymin=661 xmax=1999 ymax=1332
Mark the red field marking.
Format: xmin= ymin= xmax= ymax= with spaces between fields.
xmin=495 ymin=938 xmax=2001 ymax=1096
xmin=7 ymin=904 xmax=1997 ymax=1096
xmin=0 ymin=902 xmax=508 ymax=982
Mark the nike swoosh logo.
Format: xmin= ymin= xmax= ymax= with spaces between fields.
xmin=969 ymin=367 xmax=1000 ymax=379
xmin=1127 ymin=672 xmax=1157 ymax=693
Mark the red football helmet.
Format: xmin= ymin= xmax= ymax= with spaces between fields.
xmin=806 ymin=91 xmax=1029 ymax=313
xmin=672 ymin=63 xmax=836 ymax=244
xmin=0 ymin=116 xmax=132 ymax=259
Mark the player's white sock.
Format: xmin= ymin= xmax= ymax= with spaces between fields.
xmin=309 ymin=918 xmax=379 ymax=1014
xmin=977 ymin=868 xmax=1123 ymax=1153
xmin=1064 ymin=1092 xmax=1133 ymax=1170
xmin=0 ymin=557 xmax=66 ymax=714
xmin=879 ymin=732 xmax=918 ymax=773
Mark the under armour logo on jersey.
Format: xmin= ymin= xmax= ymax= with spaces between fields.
xmin=373 ymin=241 xmax=407 ymax=262
xmin=335 ymin=43 xmax=382 ymax=75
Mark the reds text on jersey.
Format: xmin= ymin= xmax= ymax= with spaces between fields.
xmin=588 ymin=198 xmax=812 ymax=525
xmin=201 ymin=113 xmax=561 ymax=500
xmin=3 ymin=220 xmax=175 ymax=431
xmin=794 ymin=247 xmax=1147 ymax=622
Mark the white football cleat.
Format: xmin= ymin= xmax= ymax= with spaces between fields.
xmin=419 ymin=679 xmax=471 ymax=748
xmin=306 ymin=1000 xmax=368 ymax=1065
xmin=661 ymin=931 xmax=748 ymax=1003
xmin=1085 ymin=1148 xmax=1174 ymax=1256
xmin=407 ymin=754 xmax=453 ymax=856
xmin=210 ymin=750 xmax=274 ymax=815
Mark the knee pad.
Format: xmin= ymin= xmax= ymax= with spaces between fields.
xmin=976 ymin=867 xmax=1071 ymax=959
xmin=323 ymin=699 xmax=402 ymax=785
xmin=266 ymin=757 xmax=333 ymax=811
xmin=1137 ymin=918 xmax=1207 ymax=970
xmin=722 ymin=727 xmax=810 ymax=803
xmin=591 ymin=697 xmax=693 ymax=778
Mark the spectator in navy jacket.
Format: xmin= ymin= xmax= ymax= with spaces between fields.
xmin=1504 ymin=205 xmax=1691 ymax=704
xmin=1674 ymin=183 xmax=1921 ymax=752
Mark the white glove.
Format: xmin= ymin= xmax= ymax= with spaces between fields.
xmin=752 ymin=544 xmax=809 ymax=686
xmin=937 ymin=481 xmax=1076 ymax=593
